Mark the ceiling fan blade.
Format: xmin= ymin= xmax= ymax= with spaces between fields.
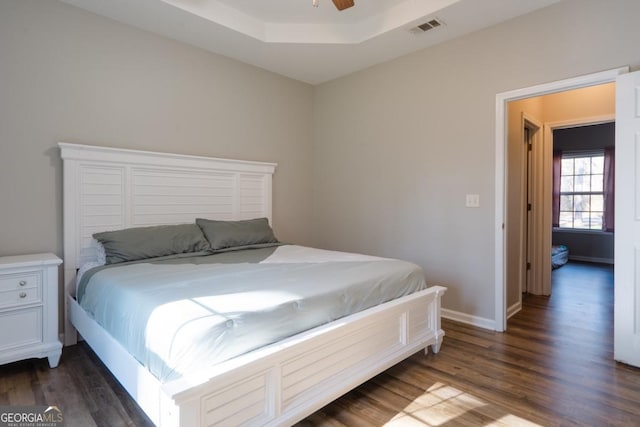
xmin=332 ymin=0 xmax=354 ymax=11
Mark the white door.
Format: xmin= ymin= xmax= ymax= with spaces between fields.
xmin=615 ymin=70 xmax=640 ymax=367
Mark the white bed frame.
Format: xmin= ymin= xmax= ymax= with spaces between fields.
xmin=59 ymin=142 xmax=446 ymax=427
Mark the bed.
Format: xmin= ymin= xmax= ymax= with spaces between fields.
xmin=59 ymin=142 xmax=446 ymax=427
xmin=552 ymin=244 xmax=569 ymax=269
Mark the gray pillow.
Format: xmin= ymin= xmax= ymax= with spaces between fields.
xmin=93 ymin=224 xmax=211 ymax=264
xmin=196 ymin=217 xmax=279 ymax=252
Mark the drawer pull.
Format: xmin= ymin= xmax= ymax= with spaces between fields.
xmin=19 ymin=280 xmax=27 ymax=286
xmin=19 ymin=292 xmax=27 ymax=298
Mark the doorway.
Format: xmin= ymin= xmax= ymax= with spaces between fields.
xmin=494 ymin=67 xmax=628 ymax=332
xmin=546 ymin=119 xmax=615 ymax=270
xmin=504 ymin=84 xmax=615 ymax=321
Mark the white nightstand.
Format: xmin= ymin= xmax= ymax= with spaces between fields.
xmin=0 ymin=253 xmax=63 ymax=368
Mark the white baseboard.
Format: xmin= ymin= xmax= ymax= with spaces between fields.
xmin=442 ymin=308 xmax=495 ymax=331
xmin=507 ymin=301 xmax=521 ymax=319
xmin=568 ymin=255 xmax=614 ymax=264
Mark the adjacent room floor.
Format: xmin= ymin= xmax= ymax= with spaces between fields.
xmin=1 ymin=262 xmax=638 ymax=426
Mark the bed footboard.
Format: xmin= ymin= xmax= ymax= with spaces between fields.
xmin=71 ymin=286 xmax=445 ymax=427
xmin=165 ymin=285 xmax=446 ymax=426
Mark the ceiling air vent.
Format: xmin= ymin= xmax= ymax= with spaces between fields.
xmin=409 ymin=18 xmax=444 ymax=35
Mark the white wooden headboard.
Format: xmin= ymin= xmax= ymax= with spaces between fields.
xmin=59 ymin=142 xmax=276 ymax=344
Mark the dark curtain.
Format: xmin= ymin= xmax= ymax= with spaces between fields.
xmin=603 ymin=146 xmax=615 ymax=232
xmin=552 ymin=150 xmax=562 ymax=228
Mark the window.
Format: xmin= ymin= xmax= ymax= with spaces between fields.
xmin=558 ymin=153 xmax=604 ymax=230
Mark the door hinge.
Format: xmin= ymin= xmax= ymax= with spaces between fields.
xmin=527 ymin=143 xmax=532 ymax=152
xmin=526 ymin=262 xmax=531 ymax=270
xmin=527 ymin=203 xmax=532 ymax=211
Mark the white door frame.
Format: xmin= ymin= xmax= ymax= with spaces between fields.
xmin=494 ymin=67 xmax=628 ymax=332
xmin=521 ymin=114 xmax=545 ymax=299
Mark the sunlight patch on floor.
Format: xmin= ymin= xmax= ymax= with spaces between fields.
xmin=383 ymin=382 xmax=542 ymax=426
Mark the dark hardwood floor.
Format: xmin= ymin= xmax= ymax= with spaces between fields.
xmin=2 ymin=261 xmax=638 ymax=426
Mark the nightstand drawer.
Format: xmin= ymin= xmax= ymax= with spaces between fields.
xmin=0 ymin=307 xmax=43 ymax=352
xmin=0 ymin=271 xmax=41 ymax=292
xmin=0 ymin=287 xmax=42 ymax=309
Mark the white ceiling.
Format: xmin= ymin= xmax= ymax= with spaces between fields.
xmin=59 ymin=0 xmax=561 ymax=85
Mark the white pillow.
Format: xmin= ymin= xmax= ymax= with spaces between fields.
xmin=76 ymin=240 xmax=107 ymax=295
xmin=91 ymin=238 xmax=106 ymax=266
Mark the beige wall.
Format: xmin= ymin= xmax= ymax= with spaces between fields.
xmin=3 ymin=0 xmax=639 ymax=326
xmin=312 ymin=0 xmax=640 ymax=322
xmin=0 ymin=1 xmax=314 ymax=258
xmin=542 ymin=83 xmax=616 ymax=122
xmin=506 ymin=84 xmax=615 ymax=309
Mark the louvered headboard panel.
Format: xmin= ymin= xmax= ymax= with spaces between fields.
xmin=59 ymin=142 xmax=276 ymax=295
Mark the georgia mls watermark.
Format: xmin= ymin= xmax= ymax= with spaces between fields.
xmin=0 ymin=406 xmax=64 ymax=427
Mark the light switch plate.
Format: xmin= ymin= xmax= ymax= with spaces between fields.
xmin=466 ymin=194 xmax=480 ymax=208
